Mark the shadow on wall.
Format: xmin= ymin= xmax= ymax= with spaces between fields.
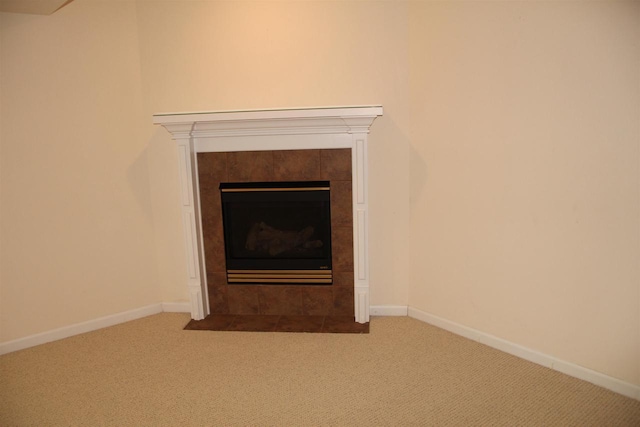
xmin=126 ymin=144 xmax=154 ymax=221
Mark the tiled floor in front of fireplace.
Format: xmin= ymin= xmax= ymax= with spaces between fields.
xmin=184 ymin=314 xmax=369 ymax=333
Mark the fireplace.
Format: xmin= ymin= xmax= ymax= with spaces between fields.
xmin=220 ymin=180 xmax=333 ymax=284
xmin=153 ymin=106 xmax=383 ymax=324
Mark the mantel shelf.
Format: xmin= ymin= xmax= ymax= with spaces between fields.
xmin=153 ymin=106 xmax=383 ymax=139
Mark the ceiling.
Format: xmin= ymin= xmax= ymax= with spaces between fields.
xmin=0 ymin=0 xmax=74 ymax=15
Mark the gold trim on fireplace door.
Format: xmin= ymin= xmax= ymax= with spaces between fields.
xmin=220 ymin=187 xmax=330 ymax=192
xmin=228 ymin=270 xmax=331 ymax=274
xmin=229 ymin=278 xmax=332 ymax=284
xmin=227 ymin=270 xmax=333 ymax=284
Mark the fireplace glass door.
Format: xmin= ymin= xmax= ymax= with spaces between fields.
xmin=219 ymin=181 xmax=332 ymax=284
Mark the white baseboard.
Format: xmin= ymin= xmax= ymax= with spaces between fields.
xmin=370 ymin=305 xmax=409 ymax=316
xmin=407 ymin=306 xmax=640 ymax=401
xmin=0 ymin=304 xmax=164 ymax=356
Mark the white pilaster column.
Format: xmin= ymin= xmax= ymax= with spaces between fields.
xmin=173 ymin=131 xmax=209 ymax=320
xmin=352 ymin=134 xmax=370 ymax=323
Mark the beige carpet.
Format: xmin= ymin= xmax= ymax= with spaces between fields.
xmin=1 ymin=313 xmax=639 ymax=426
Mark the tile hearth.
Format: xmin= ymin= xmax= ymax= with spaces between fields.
xmin=185 ymin=314 xmax=369 ymax=333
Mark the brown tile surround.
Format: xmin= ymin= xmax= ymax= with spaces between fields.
xmin=194 ymin=149 xmax=367 ymax=333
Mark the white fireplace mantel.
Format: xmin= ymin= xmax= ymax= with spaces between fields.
xmin=153 ymin=106 xmax=383 ymax=323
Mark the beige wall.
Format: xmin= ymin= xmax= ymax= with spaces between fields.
xmin=0 ymin=1 xmax=160 ymax=342
xmin=0 ymin=0 xmax=638 ymax=388
xmin=409 ymin=1 xmax=639 ymax=385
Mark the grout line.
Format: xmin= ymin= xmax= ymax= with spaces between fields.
xmin=274 ymin=315 xmax=282 ymax=332
xmin=226 ymin=315 xmax=238 ymax=331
